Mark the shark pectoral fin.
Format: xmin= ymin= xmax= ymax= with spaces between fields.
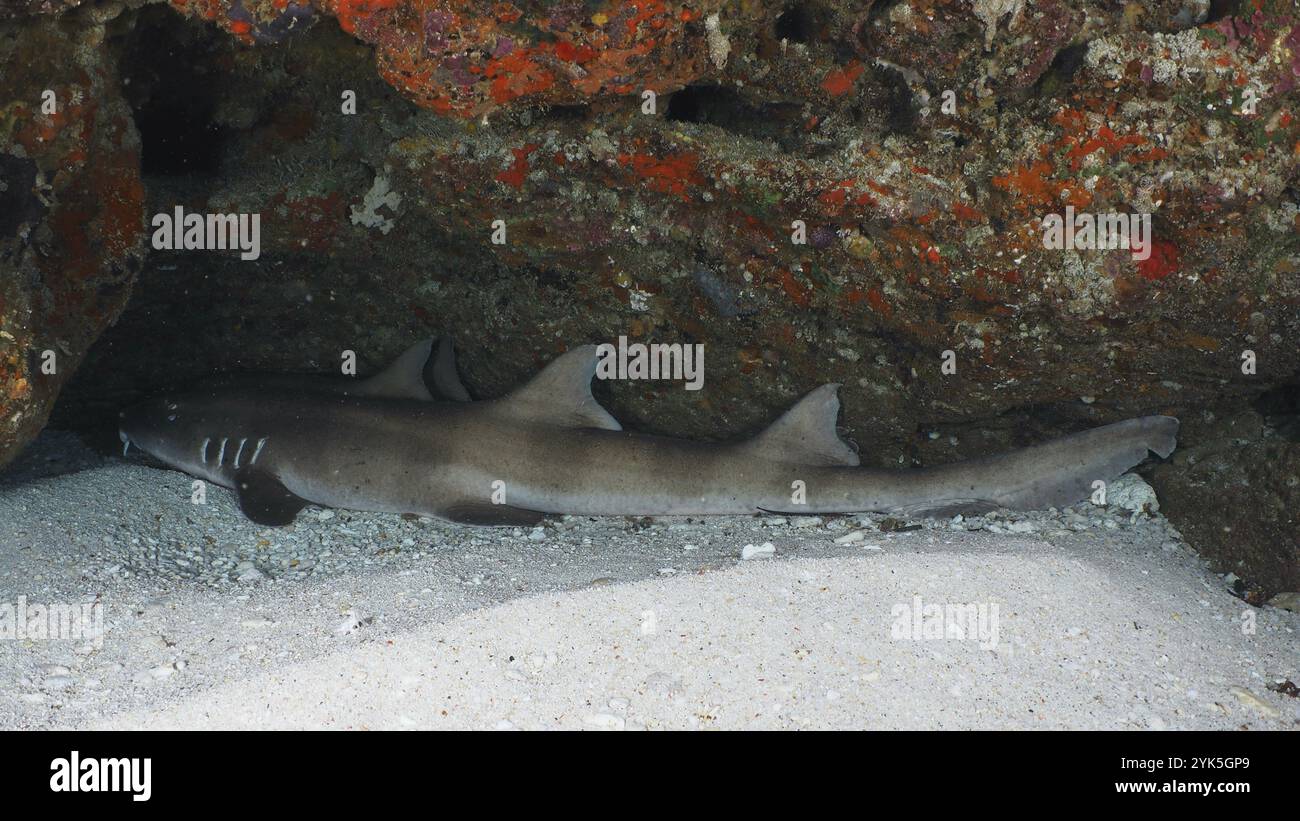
xmin=233 ymin=468 xmax=308 ymax=527
xmin=355 ymin=339 xmax=437 ymax=401
xmin=499 ymin=345 xmax=622 ymax=431
xmin=425 ymin=337 xmax=471 ymax=402
xmin=747 ymin=384 xmax=860 ymax=467
xmin=439 ymin=502 xmax=546 ymax=527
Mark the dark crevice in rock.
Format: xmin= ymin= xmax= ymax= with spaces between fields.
xmin=664 ymin=84 xmax=725 ymax=123
xmin=775 ymin=2 xmax=829 ymax=44
xmin=0 ymin=154 xmax=45 ymax=239
xmin=876 ymin=65 xmax=917 ymax=135
xmin=541 ymin=103 xmax=591 ymax=122
xmin=1205 ymin=0 xmax=1244 ymax=25
xmin=1255 ymin=381 xmax=1300 ymax=442
xmin=664 ymin=84 xmax=804 ymax=147
xmin=1034 ymin=41 xmax=1089 ymax=97
xmin=118 ymin=6 xmax=229 ymax=178
xmin=865 ymin=0 xmax=901 ymax=28
xmin=774 ymin=4 xmax=810 ymax=43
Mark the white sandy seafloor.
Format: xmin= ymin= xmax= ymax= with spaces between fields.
xmin=0 ymin=431 xmax=1296 ymax=730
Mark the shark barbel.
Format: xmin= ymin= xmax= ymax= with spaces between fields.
xmin=119 ymin=340 xmax=1179 ymax=527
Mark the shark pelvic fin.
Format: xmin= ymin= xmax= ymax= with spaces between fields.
xmin=356 ymin=339 xmax=437 ymax=401
xmin=888 ymin=499 xmax=1000 ymax=519
xmin=439 ymin=501 xmax=546 ymax=526
xmin=748 ymin=384 xmax=860 ymax=467
xmin=233 ymin=467 xmax=307 ymax=527
xmin=425 ymin=337 xmax=471 ymax=402
xmin=500 ymin=345 xmax=622 ymax=431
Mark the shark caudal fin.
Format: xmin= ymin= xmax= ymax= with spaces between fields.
xmin=980 ymin=415 xmax=1178 ymax=512
xmin=745 ymin=384 xmax=860 ymax=467
xmin=497 ymin=345 xmax=623 ymax=430
xmin=887 ymin=415 xmax=1178 ymax=518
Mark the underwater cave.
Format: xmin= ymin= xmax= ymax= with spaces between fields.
xmin=0 ymin=0 xmax=1296 ymax=740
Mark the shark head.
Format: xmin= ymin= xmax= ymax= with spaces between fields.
xmin=120 ymin=389 xmax=276 ymax=484
xmin=116 ymin=338 xmax=469 ymax=485
xmin=119 ymin=393 xmax=211 ymax=472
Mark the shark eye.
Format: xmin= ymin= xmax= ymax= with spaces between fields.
xmin=167 ymin=415 xmax=177 ymax=422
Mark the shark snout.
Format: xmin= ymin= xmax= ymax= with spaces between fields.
xmin=119 ymin=396 xmax=181 ymax=459
xmin=119 ymin=404 xmax=144 ymax=457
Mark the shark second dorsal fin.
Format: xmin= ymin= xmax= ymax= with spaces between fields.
xmin=747 ymin=384 xmax=860 ymax=467
xmin=499 ymin=345 xmax=622 ymax=430
xmin=425 ymin=337 xmax=471 ymax=402
xmin=356 ymin=339 xmax=436 ymax=401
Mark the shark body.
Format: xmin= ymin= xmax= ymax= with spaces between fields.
xmin=119 ymin=340 xmax=1179 ymax=527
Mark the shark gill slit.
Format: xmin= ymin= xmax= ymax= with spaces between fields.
xmin=199 ymin=438 xmax=210 ymax=465
xmin=250 ymin=437 xmax=267 ymax=464
xmin=233 ymin=438 xmax=248 ymax=468
xmin=216 ymin=438 xmax=228 ymax=466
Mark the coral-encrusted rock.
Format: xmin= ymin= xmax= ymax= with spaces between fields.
xmin=168 ymin=0 xmax=716 ymax=116
xmin=0 ymin=9 xmax=145 ymax=468
xmin=0 ymin=0 xmax=87 ymax=18
xmin=1148 ymin=406 xmax=1300 ymax=600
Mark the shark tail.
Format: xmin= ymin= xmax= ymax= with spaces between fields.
xmin=892 ymin=415 xmax=1179 ymax=517
xmin=988 ymin=414 xmax=1178 ymax=510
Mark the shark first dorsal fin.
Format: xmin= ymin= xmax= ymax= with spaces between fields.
xmin=498 ymin=345 xmax=622 ymax=430
xmin=356 ymin=339 xmax=436 ymax=401
xmin=425 ymin=337 xmax=471 ymax=402
xmin=747 ymin=384 xmax=860 ymax=467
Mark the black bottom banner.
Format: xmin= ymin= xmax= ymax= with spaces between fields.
xmin=0 ymin=729 xmax=1289 ymax=808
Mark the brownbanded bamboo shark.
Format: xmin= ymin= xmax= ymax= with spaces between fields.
xmin=118 ymin=339 xmax=1179 ymax=527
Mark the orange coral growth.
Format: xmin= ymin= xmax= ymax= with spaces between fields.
xmin=821 ymin=61 xmax=864 ymax=96
xmin=617 ymin=151 xmax=704 ymax=200
xmin=555 ymin=40 xmax=598 ymax=63
xmin=993 ymin=161 xmax=1091 ymax=210
xmin=1137 ymin=239 xmax=1180 ymax=281
xmin=496 ymin=144 xmax=538 ymax=189
xmin=486 ymin=49 xmax=556 ymax=105
xmin=779 ymin=269 xmax=812 ymax=307
xmin=993 ymin=161 xmax=1055 ymax=204
xmin=1065 ymin=126 xmax=1147 ymax=169
xmin=866 ymin=287 xmax=892 ymax=318
xmin=331 ymin=0 xmax=399 ymax=35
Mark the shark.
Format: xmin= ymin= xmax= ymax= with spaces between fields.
xmin=118 ymin=339 xmax=1179 ymax=527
